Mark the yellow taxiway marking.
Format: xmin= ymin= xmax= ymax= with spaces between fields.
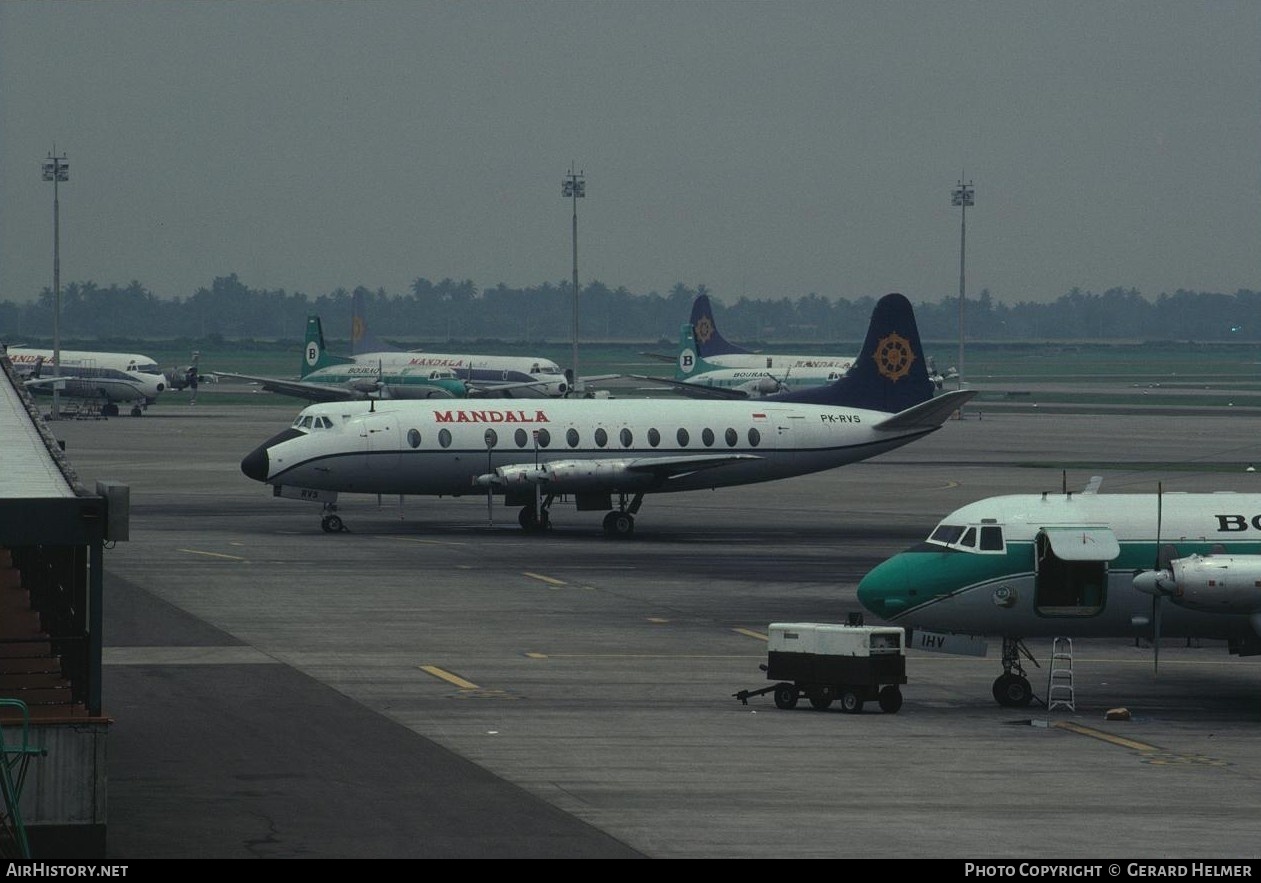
xmin=523 ymin=571 xmax=567 ymax=586
xmin=734 ymin=628 xmax=768 ymax=641
xmin=647 ymin=617 xmax=669 ymax=624
xmin=1052 ymin=721 xmax=1160 ymax=752
xmin=177 ymin=549 xmax=247 ymax=561
xmin=418 ymin=665 xmax=480 ymax=690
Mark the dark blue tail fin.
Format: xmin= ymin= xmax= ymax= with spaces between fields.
xmin=352 ymin=289 xmax=402 ymax=355
xmin=690 ymin=294 xmax=750 ymax=357
xmin=771 ymin=293 xmax=934 ymax=412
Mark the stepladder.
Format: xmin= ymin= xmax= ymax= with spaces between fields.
xmin=1047 ymin=637 xmax=1075 ymax=712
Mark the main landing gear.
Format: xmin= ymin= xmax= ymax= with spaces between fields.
xmin=514 ymin=491 xmax=647 ymax=538
xmin=992 ymin=636 xmax=1039 ymax=708
xmin=320 ymin=503 xmax=346 ymax=533
xmin=601 ymin=492 xmax=644 ymax=539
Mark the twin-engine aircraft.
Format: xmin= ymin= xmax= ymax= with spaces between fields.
xmin=240 ymin=293 xmax=974 ymax=536
xmin=5 ymin=346 xmax=167 ymax=415
xmin=635 ymin=293 xmax=944 ymax=399
xmin=220 ymin=310 xmax=572 ymax=402
xmin=857 ymin=482 xmax=1261 ymax=707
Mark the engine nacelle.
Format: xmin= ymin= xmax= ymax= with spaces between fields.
xmin=476 ymin=459 xmax=656 ymax=493
xmin=1143 ymin=555 xmax=1261 ymax=615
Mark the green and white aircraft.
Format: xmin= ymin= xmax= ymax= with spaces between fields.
xmin=857 ymin=482 xmax=1261 ymax=707
xmin=219 ymin=315 xmax=470 ymax=402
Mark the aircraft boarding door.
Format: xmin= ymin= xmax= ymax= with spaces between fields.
xmin=361 ymin=414 xmax=401 ymax=472
xmin=1033 ymin=527 xmax=1119 ymax=616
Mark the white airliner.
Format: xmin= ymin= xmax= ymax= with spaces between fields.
xmin=5 ymin=346 xmax=167 ymax=416
xmin=634 ymin=293 xmax=940 ymax=398
xmin=857 ymin=482 xmax=1261 ymax=707
xmin=348 ymin=290 xmax=571 ymax=397
xmin=241 ymin=293 xmax=975 ymax=536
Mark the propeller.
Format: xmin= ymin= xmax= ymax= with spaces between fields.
xmin=1132 ymin=482 xmax=1176 ymax=674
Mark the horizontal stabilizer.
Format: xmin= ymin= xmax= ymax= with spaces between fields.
xmin=871 ymin=389 xmax=977 ymax=432
xmin=217 ymin=373 xmax=372 ymax=403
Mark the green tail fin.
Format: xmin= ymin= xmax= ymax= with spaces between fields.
xmin=302 ymin=315 xmax=354 ymax=378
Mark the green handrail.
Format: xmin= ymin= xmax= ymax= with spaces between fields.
xmin=0 ymin=699 xmax=48 ymax=859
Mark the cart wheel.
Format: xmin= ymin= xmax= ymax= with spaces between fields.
xmin=808 ymin=686 xmax=834 ymax=711
xmin=772 ymin=683 xmax=798 ymax=710
xmin=839 ymin=690 xmax=864 ymax=714
xmin=878 ymin=685 xmax=903 ymax=714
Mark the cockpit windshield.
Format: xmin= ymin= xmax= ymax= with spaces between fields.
xmin=292 ymin=414 xmax=336 ymax=430
xmin=928 ymin=523 xmax=1005 ymax=553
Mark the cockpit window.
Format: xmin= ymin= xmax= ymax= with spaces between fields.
xmin=298 ymin=415 xmax=314 ymax=429
xmin=929 ymin=524 xmax=965 ymax=545
xmin=979 ymin=526 xmax=1004 ymax=551
xmin=929 ymin=522 xmax=1006 ymax=553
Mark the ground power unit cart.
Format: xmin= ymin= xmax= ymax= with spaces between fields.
xmin=735 ymin=623 xmax=907 ymax=713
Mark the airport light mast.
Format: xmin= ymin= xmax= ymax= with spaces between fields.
xmin=951 ymin=177 xmax=973 ymax=399
xmin=42 ymin=149 xmax=69 ymax=420
xmin=562 ymin=164 xmax=585 ymax=396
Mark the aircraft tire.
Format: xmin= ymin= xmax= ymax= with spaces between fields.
xmin=103 ymin=403 xmax=120 ymax=417
xmin=878 ymin=685 xmax=903 ymax=714
xmin=518 ymin=507 xmax=549 ymax=533
xmin=603 ymin=511 xmax=634 ymax=538
xmin=992 ymin=674 xmax=1033 ymax=708
xmin=130 ymin=406 xmax=143 ymax=417
xmin=321 ymin=515 xmax=344 ymax=533
xmin=839 ymin=690 xmax=864 ymax=714
xmin=772 ymin=683 xmax=798 ymax=710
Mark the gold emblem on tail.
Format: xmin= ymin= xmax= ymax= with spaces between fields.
xmin=694 ymin=316 xmax=715 ymax=345
xmin=872 ymin=332 xmax=915 ymax=382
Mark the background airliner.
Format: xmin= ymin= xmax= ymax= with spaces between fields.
xmin=857 ymin=482 xmax=1261 ymax=707
xmin=241 ymin=293 xmax=975 ymax=537
xmin=349 ymin=290 xmax=570 ymax=397
xmin=635 ymin=293 xmax=941 ymax=398
xmin=218 ymin=315 xmax=470 ymax=402
xmin=5 ymin=345 xmax=167 ymax=415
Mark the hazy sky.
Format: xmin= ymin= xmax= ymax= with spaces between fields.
xmin=2 ymin=1 xmax=1258 ymax=307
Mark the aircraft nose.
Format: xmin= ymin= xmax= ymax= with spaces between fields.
xmin=240 ymin=427 xmax=303 ymax=482
xmin=856 ymin=556 xmax=910 ymax=619
xmin=241 ymin=444 xmax=270 ymax=482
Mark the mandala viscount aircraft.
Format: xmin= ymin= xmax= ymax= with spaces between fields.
xmin=856 ymin=481 xmax=1261 ymax=707
xmin=241 ymin=293 xmax=974 ymax=537
xmin=5 ymin=345 xmax=167 ymax=415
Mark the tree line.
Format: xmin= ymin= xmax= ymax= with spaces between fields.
xmin=1 ymin=274 xmax=1259 ymax=345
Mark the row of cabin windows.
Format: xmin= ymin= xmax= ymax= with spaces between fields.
xmin=406 ymin=425 xmax=764 ymax=450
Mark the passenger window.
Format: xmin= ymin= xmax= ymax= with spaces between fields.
xmin=677 ymin=428 xmax=690 ymax=447
xmin=567 ymin=428 xmax=579 ymax=448
xmin=748 ymin=428 xmax=761 ymax=447
xmin=594 ymin=428 xmax=608 ymax=448
xmin=407 ymin=429 xmax=421 ymax=448
xmin=439 ymin=428 xmax=452 ymax=448
xmin=620 ymin=428 xmax=633 ymax=447
xmin=979 ymin=526 xmax=1004 ymax=551
xmin=702 ymin=428 xmax=715 ymax=447
xmin=515 ymin=428 xmax=528 ymax=448
xmin=648 ymin=428 xmax=661 ymax=447
xmin=484 ymin=428 xmax=498 ymax=448
xmin=536 ymin=428 xmax=551 ymax=448
xmin=725 ymin=428 xmax=737 ymax=447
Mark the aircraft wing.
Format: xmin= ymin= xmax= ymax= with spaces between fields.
xmin=464 ymin=379 xmax=557 ymax=397
xmin=215 ymin=372 xmax=367 ymax=403
xmin=623 ymin=453 xmax=762 ymax=481
xmin=622 ymin=374 xmax=752 ymax=400
xmin=871 ymin=389 xmax=978 ymax=432
xmin=22 ymin=377 xmax=67 ymax=389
